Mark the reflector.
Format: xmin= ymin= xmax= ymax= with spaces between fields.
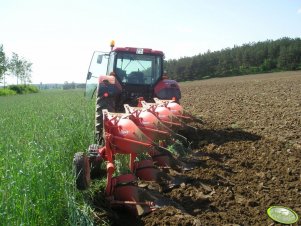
xmin=267 ymin=206 xmax=299 ymax=224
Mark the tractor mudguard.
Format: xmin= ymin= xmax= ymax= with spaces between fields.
xmin=154 ymin=79 xmax=181 ymax=102
xmin=98 ymin=75 xmax=122 ymax=98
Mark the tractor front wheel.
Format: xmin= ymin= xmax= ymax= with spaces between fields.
xmin=74 ymin=152 xmax=91 ymax=190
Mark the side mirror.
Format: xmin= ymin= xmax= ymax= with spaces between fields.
xmin=97 ymin=55 xmax=103 ymax=64
xmin=86 ymin=72 xmax=92 ymax=80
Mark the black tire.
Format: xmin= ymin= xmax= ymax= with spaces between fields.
xmin=88 ymin=144 xmax=106 ymax=179
xmin=95 ymin=95 xmax=115 ymax=145
xmin=74 ymin=152 xmax=91 ymax=190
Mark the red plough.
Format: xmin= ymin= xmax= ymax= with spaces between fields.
xmin=74 ymin=104 xmax=194 ymax=215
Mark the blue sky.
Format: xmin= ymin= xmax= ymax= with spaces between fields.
xmin=1 ymin=0 xmax=301 ymax=84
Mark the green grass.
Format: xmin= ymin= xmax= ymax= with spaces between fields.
xmin=0 ymin=90 xmax=96 ymax=225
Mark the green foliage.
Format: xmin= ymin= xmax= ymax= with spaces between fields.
xmin=0 ymin=85 xmax=38 ymax=96
xmin=113 ymin=154 xmax=131 ymax=175
xmin=165 ymin=37 xmax=301 ymax=81
xmin=63 ymin=81 xmax=76 ymax=90
xmin=0 ymin=44 xmax=7 ymax=81
xmin=167 ymin=140 xmax=189 ymax=157
xmin=0 ymin=88 xmax=17 ymax=96
xmin=8 ymin=84 xmax=39 ymax=94
xmin=8 ymin=53 xmax=32 ymax=84
xmin=0 ymin=45 xmax=33 ymax=85
xmin=0 ymin=90 xmax=96 ymax=225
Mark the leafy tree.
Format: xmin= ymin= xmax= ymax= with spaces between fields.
xmin=20 ymin=60 xmax=33 ymax=84
xmin=165 ymin=37 xmax=301 ymax=82
xmin=9 ymin=53 xmax=23 ymax=84
xmin=0 ymin=44 xmax=8 ymax=84
xmin=63 ymin=81 xmax=76 ymax=90
xmin=8 ymin=53 xmax=32 ymax=85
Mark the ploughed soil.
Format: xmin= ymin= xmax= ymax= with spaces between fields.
xmin=93 ymin=71 xmax=301 ymax=226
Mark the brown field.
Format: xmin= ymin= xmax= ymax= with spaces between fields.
xmin=137 ymin=71 xmax=301 ymax=226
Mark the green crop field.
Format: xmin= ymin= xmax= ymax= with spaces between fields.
xmin=0 ymin=90 xmax=98 ymax=225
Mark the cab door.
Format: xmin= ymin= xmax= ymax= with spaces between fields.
xmin=85 ymin=51 xmax=109 ymax=99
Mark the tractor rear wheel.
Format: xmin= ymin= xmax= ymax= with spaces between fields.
xmin=95 ymin=95 xmax=115 ymax=145
xmin=74 ymin=152 xmax=91 ymax=190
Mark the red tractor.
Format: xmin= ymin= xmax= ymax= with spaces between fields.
xmin=75 ymin=41 xmax=195 ymax=216
xmin=85 ymin=41 xmax=182 ymax=145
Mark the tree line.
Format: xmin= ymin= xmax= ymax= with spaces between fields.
xmin=0 ymin=44 xmax=32 ymax=87
xmin=165 ymin=37 xmax=301 ymax=82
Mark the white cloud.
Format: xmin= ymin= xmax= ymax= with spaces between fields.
xmin=298 ymin=8 xmax=301 ymax=14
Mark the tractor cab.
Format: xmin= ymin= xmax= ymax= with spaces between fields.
xmin=85 ymin=41 xmax=181 ymax=107
xmin=109 ymin=47 xmax=163 ymax=86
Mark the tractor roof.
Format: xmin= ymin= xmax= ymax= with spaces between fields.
xmin=112 ymin=47 xmax=164 ymax=56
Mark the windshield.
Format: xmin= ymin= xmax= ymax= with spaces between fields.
xmin=115 ymin=53 xmax=162 ymax=85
